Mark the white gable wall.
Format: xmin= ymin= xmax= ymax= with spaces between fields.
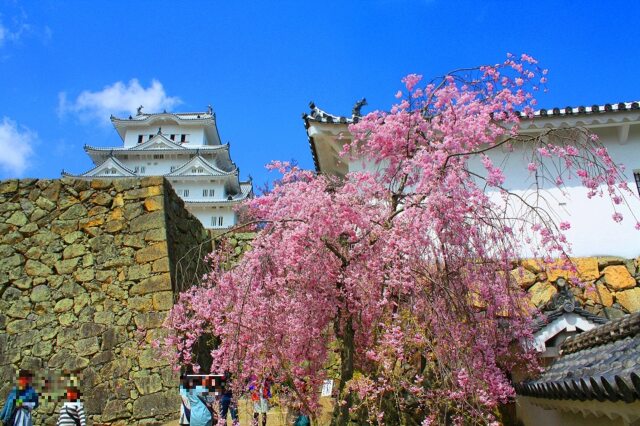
xmin=323 ymin=120 xmax=640 ymax=258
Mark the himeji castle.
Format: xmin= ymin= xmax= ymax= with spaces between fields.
xmin=64 ymin=106 xmax=253 ymax=229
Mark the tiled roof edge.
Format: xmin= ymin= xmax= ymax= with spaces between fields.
xmin=561 ymin=311 xmax=640 ymax=355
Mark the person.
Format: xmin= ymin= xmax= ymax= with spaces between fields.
xmin=0 ymin=370 xmax=39 ymax=426
xmin=219 ymin=373 xmax=239 ymax=426
xmin=56 ymin=386 xmax=86 ymax=426
xmin=179 ymin=376 xmax=191 ymax=425
xmin=249 ymin=376 xmax=271 ymax=426
xmin=200 ymin=375 xmax=219 ymax=425
xmin=184 ymin=375 xmax=212 ymax=426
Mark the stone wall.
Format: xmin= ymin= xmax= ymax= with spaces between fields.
xmin=512 ymin=256 xmax=640 ymax=316
xmin=0 ymin=177 xmax=211 ymax=425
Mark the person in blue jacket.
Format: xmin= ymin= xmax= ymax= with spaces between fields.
xmin=1 ymin=370 xmax=39 ymax=426
xmin=183 ymin=375 xmax=213 ymax=426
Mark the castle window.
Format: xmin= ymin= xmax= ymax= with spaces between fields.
xmin=209 ymin=189 xmax=215 ymax=197
xmin=170 ymin=134 xmax=176 ymax=141
xmin=634 ymin=171 xmax=640 ymax=197
xmin=170 ymin=166 xmax=177 ymax=173
xmin=134 ymin=166 xmax=139 ymax=173
xmin=181 ymin=134 xmax=187 ymax=143
xmin=210 ymin=216 xmax=224 ymax=227
xmin=138 ymin=135 xmax=143 ymax=144
xmin=153 ymin=154 xmax=164 ymax=159
xmin=140 ymin=166 xmax=146 ymax=174
xmin=148 ymin=134 xmax=153 ymax=140
xmin=183 ymin=189 xmax=189 ymax=197
xmin=218 ymin=216 xmax=223 ymax=227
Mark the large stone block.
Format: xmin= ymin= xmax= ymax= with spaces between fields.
xmin=603 ymin=265 xmax=636 ymax=290
xmin=124 ymin=186 xmax=162 ymax=200
xmin=134 ymin=312 xmax=167 ymax=330
xmin=63 ymin=243 xmax=86 ymax=259
xmin=135 ymin=243 xmax=167 ymax=264
xmin=132 ymin=373 xmax=163 ymax=395
xmin=6 ymin=211 xmax=28 ymax=226
xmin=59 ymin=203 xmax=88 ymax=220
xmin=102 ymin=399 xmax=129 ymax=422
xmin=24 ymin=259 xmax=52 ymax=277
xmin=75 ymin=336 xmax=100 ymax=357
xmin=79 ymin=322 xmax=107 ymax=338
xmin=615 ymin=288 xmax=640 ymax=312
xmin=584 ymin=282 xmax=613 ymax=307
xmin=510 ymin=267 xmax=537 ymax=289
xmin=132 ymin=390 xmax=177 ymax=419
xmin=129 ymin=273 xmax=171 ymax=295
xmin=54 ymin=258 xmax=79 ymax=274
xmin=528 ymin=281 xmax=557 ymax=307
xmin=130 ymin=210 xmax=165 ymax=233
xmin=152 ymin=291 xmax=174 ymax=311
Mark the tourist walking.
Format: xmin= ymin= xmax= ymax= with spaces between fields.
xmin=249 ymin=376 xmax=272 ymax=426
xmin=56 ymin=386 xmax=86 ymax=426
xmin=184 ymin=376 xmax=213 ymax=426
xmin=219 ymin=373 xmax=239 ymax=425
xmin=0 ymin=370 xmax=39 ymax=426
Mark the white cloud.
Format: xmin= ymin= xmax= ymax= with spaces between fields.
xmin=0 ymin=15 xmax=31 ymax=47
xmin=58 ymin=79 xmax=181 ymax=124
xmin=0 ymin=117 xmax=35 ymax=177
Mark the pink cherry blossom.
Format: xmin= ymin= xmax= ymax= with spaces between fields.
xmin=162 ymin=53 xmax=633 ymax=425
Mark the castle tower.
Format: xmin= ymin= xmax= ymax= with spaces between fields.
xmin=64 ymin=107 xmax=253 ymax=229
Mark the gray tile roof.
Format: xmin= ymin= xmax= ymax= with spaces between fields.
xmin=516 ymin=311 xmax=640 ymax=403
xmin=302 ymin=99 xmax=640 ymax=173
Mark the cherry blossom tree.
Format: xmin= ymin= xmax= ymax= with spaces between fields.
xmin=162 ymin=54 xmax=634 ymax=425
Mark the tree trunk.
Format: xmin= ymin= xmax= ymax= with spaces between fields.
xmin=332 ymin=314 xmax=355 ymax=426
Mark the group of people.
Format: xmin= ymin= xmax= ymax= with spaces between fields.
xmin=179 ymin=374 xmax=275 ymax=426
xmin=179 ymin=374 xmax=242 ymax=426
xmin=0 ymin=370 xmax=86 ymax=426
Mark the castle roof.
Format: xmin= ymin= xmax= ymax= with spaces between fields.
xmin=165 ymin=155 xmax=236 ymax=178
xmin=517 ymin=311 xmax=640 ymax=403
xmin=303 ymin=100 xmax=640 ymax=173
xmin=62 ymin=156 xmax=136 ymax=178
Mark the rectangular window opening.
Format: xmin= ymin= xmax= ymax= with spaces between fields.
xmin=138 ymin=135 xmax=143 ymax=144
xmin=634 ymin=171 xmax=640 ymax=197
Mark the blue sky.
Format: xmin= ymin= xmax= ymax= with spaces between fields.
xmin=1 ymin=0 xmax=639 ymax=188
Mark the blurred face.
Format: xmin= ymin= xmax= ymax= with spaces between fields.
xmin=67 ymin=390 xmax=78 ymax=401
xmin=17 ymin=377 xmax=29 ymax=389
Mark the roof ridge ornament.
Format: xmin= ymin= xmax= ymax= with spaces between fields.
xmin=352 ymin=98 xmax=367 ymax=117
xmin=547 ymin=278 xmax=576 ymax=313
xmin=207 ymin=104 xmax=213 ymax=115
xmin=137 ymin=105 xmax=144 ymax=116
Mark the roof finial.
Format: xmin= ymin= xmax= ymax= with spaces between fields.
xmin=137 ymin=105 xmax=144 ymax=115
xmin=157 ymin=127 xmax=162 ymax=135
xmin=207 ymin=104 xmax=213 ymax=115
xmin=352 ymin=98 xmax=367 ymax=117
